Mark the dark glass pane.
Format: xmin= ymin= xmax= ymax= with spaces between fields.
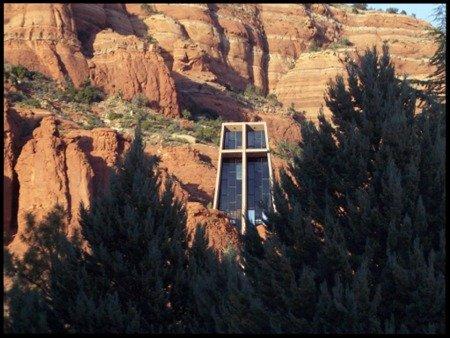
xmin=247 ymin=129 xmax=266 ymax=149
xmin=246 ymin=157 xmax=270 ymax=225
xmin=219 ymin=158 xmax=242 ymax=227
xmin=224 ymin=130 xmax=242 ymax=149
xmin=236 ymin=131 xmax=242 ymax=148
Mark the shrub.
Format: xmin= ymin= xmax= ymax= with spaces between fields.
xmin=329 ymin=37 xmax=352 ymax=50
xmin=386 ymin=7 xmax=399 ymax=14
xmin=352 ymin=3 xmax=367 ymax=10
xmin=266 ymin=93 xmax=281 ymax=108
xmin=286 ymin=103 xmax=306 ymax=122
xmin=274 ymin=140 xmax=301 ymax=160
xmin=83 ymin=114 xmax=104 ymax=130
xmin=339 ymin=37 xmax=352 ymax=46
xmin=63 ymin=78 xmax=104 ymax=104
xmin=146 ymin=34 xmax=158 ymax=44
xmin=412 ymin=13 xmax=416 ymax=18
xmin=131 ymin=93 xmax=149 ymax=107
xmin=244 ymin=84 xmax=262 ymax=99
xmin=193 ymin=118 xmax=223 ymax=145
xmin=8 ymin=91 xmax=27 ymax=103
xmin=308 ymin=40 xmax=320 ymax=52
xmin=107 ymin=112 xmax=122 ymax=120
xmin=140 ymin=119 xmax=154 ymax=131
xmin=10 ymin=65 xmax=30 ymax=81
xmin=352 ymin=7 xmax=359 ymax=14
xmin=181 ymin=109 xmax=192 ymax=120
xmin=141 ymin=3 xmax=160 ymax=15
xmin=400 ymin=10 xmax=407 ymax=15
xmin=4 ymin=64 xmax=45 ymax=86
xmin=20 ymin=97 xmax=41 ymax=108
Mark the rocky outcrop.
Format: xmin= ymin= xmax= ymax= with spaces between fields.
xmin=3 ymin=101 xmax=20 ymax=240
xmin=88 ymin=30 xmax=180 ymax=117
xmin=274 ymin=7 xmax=436 ymax=119
xmin=4 ymin=3 xmax=180 ymax=117
xmin=186 ymin=202 xmax=240 ymax=253
xmin=7 ymin=116 xmax=129 ymax=256
xmin=4 ymin=3 xmax=90 ymax=87
xmin=147 ymin=143 xmax=219 ymax=205
xmin=4 ymin=111 xmax=238 ymax=254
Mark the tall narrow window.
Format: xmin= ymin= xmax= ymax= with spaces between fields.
xmin=218 ymin=158 xmax=242 ymax=227
xmin=214 ymin=122 xmax=273 ymax=234
xmin=247 ymin=157 xmax=270 ymax=225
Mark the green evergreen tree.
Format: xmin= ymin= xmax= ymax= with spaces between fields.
xmin=427 ymin=4 xmax=446 ymax=98
xmin=186 ymin=224 xmax=270 ymax=333
xmin=5 ymin=128 xmax=190 ymax=333
xmin=268 ymin=44 xmax=445 ymax=333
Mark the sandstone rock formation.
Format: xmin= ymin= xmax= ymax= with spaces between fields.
xmin=88 ymin=30 xmax=180 ymax=117
xmin=4 ymin=4 xmax=436 ymax=121
xmin=186 ymin=202 xmax=240 ymax=253
xmin=7 ymin=114 xmax=129 ymax=256
xmin=4 ymin=3 xmax=89 ymax=87
xmin=4 ymin=108 xmax=241 ymax=255
xmin=3 ymin=101 xmax=20 ymax=240
xmin=4 ymin=3 xmax=180 ymax=117
xmin=3 ymin=3 xmax=438 ymax=254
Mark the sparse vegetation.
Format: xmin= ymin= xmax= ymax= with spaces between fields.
xmin=308 ymin=40 xmax=321 ymax=52
xmin=145 ymin=34 xmax=158 ymax=44
xmin=131 ymin=93 xmax=149 ymax=107
xmin=141 ymin=3 xmax=160 ymax=15
xmin=181 ymin=109 xmax=192 ymax=120
xmin=286 ymin=102 xmax=306 ymax=122
xmin=352 ymin=3 xmax=368 ymax=11
xmin=19 ymin=97 xmax=42 ymax=108
xmin=386 ymin=7 xmax=399 ymax=14
xmin=7 ymin=91 xmax=27 ymax=103
xmin=82 ymin=114 xmax=104 ymax=130
xmin=192 ymin=117 xmax=223 ymax=145
xmin=62 ymin=78 xmax=104 ymax=105
xmin=329 ymin=37 xmax=352 ymax=50
xmin=244 ymin=84 xmax=263 ymax=99
xmin=266 ymin=93 xmax=282 ymax=109
xmin=274 ymin=139 xmax=301 ymax=160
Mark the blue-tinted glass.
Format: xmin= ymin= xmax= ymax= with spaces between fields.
xmin=224 ymin=130 xmax=242 ymax=149
xmin=247 ymin=129 xmax=266 ymax=149
xmin=246 ymin=157 xmax=270 ymax=225
xmin=236 ymin=131 xmax=242 ymax=148
xmin=219 ymin=158 xmax=242 ymax=226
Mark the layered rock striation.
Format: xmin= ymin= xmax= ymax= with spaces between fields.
xmin=4 ymin=4 xmax=436 ymax=120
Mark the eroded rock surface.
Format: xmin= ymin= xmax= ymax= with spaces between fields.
xmin=7 ymin=115 xmax=129 ymax=256
xmin=4 ymin=4 xmax=436 ymax=120
xmin=3 ymin=3 xmax=438 ymax=254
